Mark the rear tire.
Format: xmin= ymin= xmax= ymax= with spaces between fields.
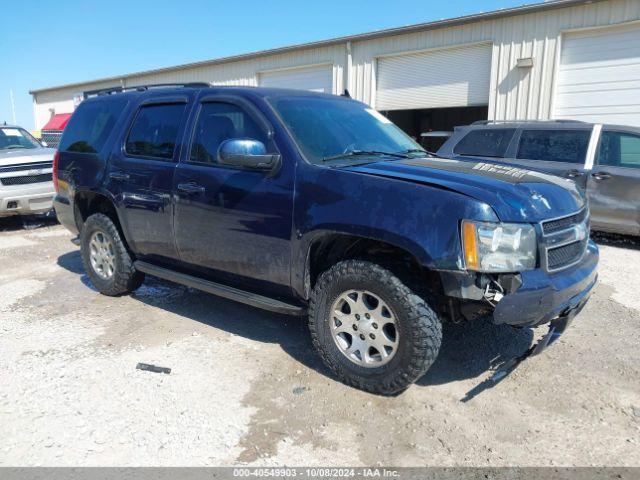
xmin=80 ymin=213 xmax=144 ymax=296
xmin=309 ymin=260 xmax=442 ymax=395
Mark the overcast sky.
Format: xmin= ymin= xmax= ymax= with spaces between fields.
xmin=1 ymin=0 xmax=534 ymax=128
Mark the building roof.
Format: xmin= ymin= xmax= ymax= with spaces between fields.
xmin=29 ymin=0 xmax=600 ymax=95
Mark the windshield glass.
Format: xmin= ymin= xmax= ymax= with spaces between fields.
xmin=269 ymin=96 xmax=425 ymax=164
xmin=0 ymin=127 xmax=41 ymax=151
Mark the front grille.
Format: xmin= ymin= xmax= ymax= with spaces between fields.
xmin=542 ymin=209 xmax=588 ymax=234
xmin=41 ymin=131 xmax=63 ymax=149
xmin=0 ymin=173 xmax=52 ymax=186
xmin=542 ymin=209 xmax=589 ymax=271
xmin=547 ymin=240 xmax=587 ymax=270
xmin=0 ymin=161 xmax=52 ymax=174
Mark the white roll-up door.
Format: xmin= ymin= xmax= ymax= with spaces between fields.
xmin=259 ymin=65 xmax=333 ymax=93
xmin=376 ymin=43 xmax=492 ymax=111
xmin=554 ymin=23 xmax=640 ymax=127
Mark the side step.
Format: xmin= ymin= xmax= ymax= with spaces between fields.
xmin=134 ymin=261 xmax=305 ymax=316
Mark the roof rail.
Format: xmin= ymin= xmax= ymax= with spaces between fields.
xmin=85 ymin=82 xmax=211 ymax=98
xmin=471 ymin=119 xmax=585 ymax=125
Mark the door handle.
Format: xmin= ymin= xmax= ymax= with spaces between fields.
xmin=591 ymin=172 xmax=612 ymax=181
xmin=566 ymin=169 xmax=583 ymax=178
xmin=109 ymin=171 xmax=130 ymax=181
xmin=177 ymin=182 xmax=205 ymax=194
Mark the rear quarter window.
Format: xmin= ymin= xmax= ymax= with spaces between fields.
xmin=453 ymin=129 xmax=515 ymax=158
xmin=58 ymin=98 xmax=128 ymax=153
xmin=516 ymin=129 xmax=590 ymax=163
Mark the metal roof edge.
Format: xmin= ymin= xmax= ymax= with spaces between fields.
xmin=29 ymin=0 xmax=597 ymax=95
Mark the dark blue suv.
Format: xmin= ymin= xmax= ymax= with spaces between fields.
xmin=53 ymin=84 xmax=598 ymax=394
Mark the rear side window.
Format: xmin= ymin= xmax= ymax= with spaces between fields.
xmin=190 ymin=102 xmax=269 ymax=165
xmin=59 ymin=98 xmax=128 ymax=153
xmin=125 ymin=103 xmax=186 ymax=160
xmin=598 ymin=131 xmax=640 ymax=169
xmin=453 ymin=129 xmax=515 ymax=158
xmin=516 ymin=129 xmax=590 ymax=164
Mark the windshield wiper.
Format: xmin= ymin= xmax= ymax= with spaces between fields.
xmin=3 ymin=145 xmax=27 ymax=150
xmin=322 ymin=149 xmax=409 ymax=162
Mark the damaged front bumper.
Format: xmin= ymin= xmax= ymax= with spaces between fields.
xmin=440 ymin=239 xmax=599 ymax=328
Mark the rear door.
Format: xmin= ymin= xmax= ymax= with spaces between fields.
xmin=107 ymin=95 xmax=192 ymax=262
xmin=588 ymin=128 xmax=640 ymax=235
xmin=172 ymin=94 xmax=295 ymax=297
xmin=508 ymin=127 xmax=594 ymax=188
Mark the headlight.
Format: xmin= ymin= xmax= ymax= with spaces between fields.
xmin=461 ymin=220 xmax=537 ymax=272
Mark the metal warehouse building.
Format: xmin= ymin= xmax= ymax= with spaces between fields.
xmin=30 ymin=0 xmax=640 ymax=140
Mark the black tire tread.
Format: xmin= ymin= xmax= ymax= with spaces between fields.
xmin=80 ymin=213 xmax=144 ymax=296
xmin=308 ymin=260 xmax=442 ymax=395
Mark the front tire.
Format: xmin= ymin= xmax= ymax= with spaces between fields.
xmin=309 ymin=260 xmax=442 ymax=395
xmin=80 ymin=213 xmax=144 ymax=296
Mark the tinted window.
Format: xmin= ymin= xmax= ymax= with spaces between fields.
xmin=516 ymin=129 xmax=590 ymax=163
xmin=59 ymin=98 xmax=128 ymax=153
xmin=190 ymin=102 xmax=269 ymax=165
xmin=598 ymin=131 xmax=640 ymax=169
xmin=125 ymin=103 xmax=186 ymax=160
xmin=453 ymin=129 xmax=515 ymax=158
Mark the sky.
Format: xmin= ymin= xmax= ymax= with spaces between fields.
xmin=1 ymin=0 xmax=534 ymax=129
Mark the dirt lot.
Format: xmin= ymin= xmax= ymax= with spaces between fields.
xmin=0 ymin=219 xmax=639 ymax=467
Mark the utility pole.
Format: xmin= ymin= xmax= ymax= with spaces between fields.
xmin=9 ymin=89 xmax=16 ymax=124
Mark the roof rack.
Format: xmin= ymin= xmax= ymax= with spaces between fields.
xmin=472 ymin=119 xmax=585 ymax=125
xmin=85 ymin=82 xmax=211 ymax=98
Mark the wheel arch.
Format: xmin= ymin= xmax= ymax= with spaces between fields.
xmin=74 ymin=189 xmax=134 ymax=253
xmin=298 ymin=230 xmax=444 ymax=305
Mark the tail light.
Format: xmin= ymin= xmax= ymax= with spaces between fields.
xmin=52 ymin=151 xmax=60 ymax=193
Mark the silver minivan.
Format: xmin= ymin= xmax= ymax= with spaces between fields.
xmin=437 ymin=120 xmax=640 ymax=236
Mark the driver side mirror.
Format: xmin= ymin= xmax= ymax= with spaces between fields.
xmin=40 ymin=141 xmax=49 ymax=148
xmin=217 ymin=139 xmax=280 ymax=172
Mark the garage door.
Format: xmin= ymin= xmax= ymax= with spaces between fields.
xmin=554 ymin=23 xmax=640 ymax=127
xmin=259 ymin=65 xmax=333 ymax=93
xmin=376 ymin=43 xmax=492 ymax=111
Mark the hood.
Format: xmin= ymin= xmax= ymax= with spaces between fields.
xmin=0 ymin=148 xmax=55 ymax=167
xmin=342 ymin=157 xmax=585 ymax=223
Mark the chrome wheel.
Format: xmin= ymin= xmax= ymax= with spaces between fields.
xmin=330 ymin=290 xmax=399 ymax=368
xmin=89 ymin=230 xmax=115 ymax=280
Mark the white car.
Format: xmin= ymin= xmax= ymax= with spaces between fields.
xmin=0 ymin=125 xmax=56 ymax=217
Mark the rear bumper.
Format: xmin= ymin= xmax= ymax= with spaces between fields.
xmin=492 ymin=240 xmax=598 ymax=327
xmin=0 ymin=182 xmax=55 ymax=217
xmin=53 ymin=194 xmax=79 ymax=235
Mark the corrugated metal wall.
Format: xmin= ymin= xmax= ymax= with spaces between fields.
xmin=32 ymin=0 xmax=640 ymax=130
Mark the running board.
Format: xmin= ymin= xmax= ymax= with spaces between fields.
xmin=134 ymin=261 xmax=305 ymax=316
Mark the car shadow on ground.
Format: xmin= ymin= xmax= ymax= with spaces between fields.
xmin=0 ymin=214 xmax=58 ymax=232
xmin=57 ymin=249 xmax=535 ymax=397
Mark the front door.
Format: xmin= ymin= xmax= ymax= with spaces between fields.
xmin=588 ymin=129 xmax=640 ymax=235
xmin=173 ymin=96 xmax=294 ymax=297
xmin=107 ymin=98 xmax=191 ymax=262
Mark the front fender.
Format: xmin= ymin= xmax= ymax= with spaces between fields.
xmin=291 ymin=164 xmax=498 ymax=298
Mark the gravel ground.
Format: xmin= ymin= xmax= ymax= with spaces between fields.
xmin=0 ymin=219 xmax=639 ymax=466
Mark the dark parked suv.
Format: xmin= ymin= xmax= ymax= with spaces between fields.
xmin=53 ymin=84 xmax=598 ymax=394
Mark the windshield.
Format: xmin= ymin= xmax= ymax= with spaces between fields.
xmin=269 ymin=96 xmax=425 ymax=165
xmin=0 ymin=127 xmax=41 ymax=151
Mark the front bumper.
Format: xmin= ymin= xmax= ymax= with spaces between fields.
xmin=492 ymin=240 xmax=598 ymax=327
xmin=0 ymin=182 xmax=55 ymax=217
